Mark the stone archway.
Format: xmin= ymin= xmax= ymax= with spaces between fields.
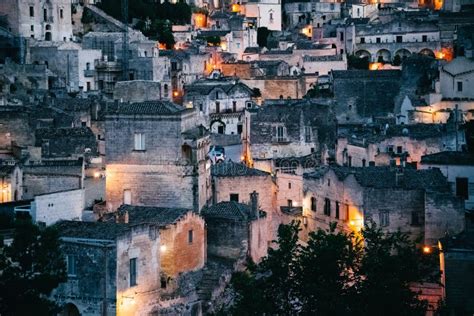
xmin=419 ymin=48 xmax=435 ymax=58
xmin=60 ymin=303 xmax=80 ymax=316
xmin=210 ymin=119 xmax=226 ymax=134
xmin=375 ymin=49 xmax=391 ymax=63
xmin=355 ymin=49 xmax=372 ymax=62
xmin=394 ymin=49 xmax=411 ymax=60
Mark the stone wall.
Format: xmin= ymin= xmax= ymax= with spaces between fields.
xmin=113 ymin=81 xmax=162 ymax=102
xmin=206 ymin=218 xmax=249 ymax=259
xmin=23 ymin=173 xmax=82 ymax=200
xmin=241 ymin=76 xmax=306 ymax=100
xmin=160 ymin=212 xmax=206 ymax=278
xmin=0 ymin=108 xmax=35 ymax=149
xmin=32 ymin=188 xmax=85 ymax=225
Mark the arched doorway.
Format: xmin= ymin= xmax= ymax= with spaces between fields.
xmin=61 ymin=303 xmax=80 ymax=316
xmin=375 ymin=49 xmax=391 ymax=63
xmin=419 ymin=48 xmax=435 ymax=58
xmin=394 ymin=49 xmax=411 ymax=60
xmin=210 ymin=120 xmax=226 ymax=134
xmin=355 ymin=49 xmax=372 ymax=62
xmin=45 ymin=32 xmax=52 ymax=41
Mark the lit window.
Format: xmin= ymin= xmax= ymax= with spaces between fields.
xmin=129 ymin=258 xmax=137 ymax=286
xmin=134 ymin=133 xmax=145 ymax=150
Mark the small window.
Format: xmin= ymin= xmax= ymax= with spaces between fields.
xmin=188 ymin=230 xmax=194 ymax=244
xmin=362 ymin=159 xmax=366 ymax=167
xmin=230 ymin=193 xmax=239 ymax=202
xmin=134 ymin=133 xmax=145 ymax=150
xmin=305 ymin=126 xmax=312 ymax=143
xmin=269 ymin=12 xmax=273 ymax=22
xmin=43 ymin=8 xmax=47 ymax=21
xmin=30 ymin=25 xmax=34 ymax=32
xmin=387 ymin=146 xmax=394 ymax=153
xmin=379 ymin=210 xmax=389 ymax=227
xmin=411 ymin=211 xmax=422 ymax=226
xmin=288 ymin=182 xmax=292 ymax=189
xmin=457 ymin=81 xmax=463 ymax=92
xmin=29 ymin=6 xmax=34 ymax=17
xmin=215 ymin=101 xmax=220 ymax=113
xmin=129 ymin=258 xmax=137 ymax=286
xmin=123 ymin=189 xmax=131 ymax=205
xmin=360 ymin=37 xmax=365 ymax=44
xmin=396 ymin=36 xmax=403 ymax=43
xmin=60 ymin=9 xmax=63 ymax=19
xmin=86 ymin=62 xmax=90 ymax=70
xmin=376 ymin=37 xmax=381 ymax=43
xmin=67 ymin=255 xmax=77 ymax=276
xmin=232 ymin=101 xmax=237 ymax=112
xmin=335 ymin=202 xmax=340 ymax=219
xmin=311 ymin=197 xmax=317 ymax=212
xmin=164 ymin=84 xmax=169 ymax=96
xmin=456 ymin=177 xmax=468 ymax=200
xmin=324 ymin=198 xmax=331 ymax=216
xmin=397 ymin=146 xmax=403 ymax=154
xmin=327 ymin=179 xmax=330 ymax=186
xmin=422 ymin=35 xmax=427 ymax=42
xmin=288 ymin=199 xmax=293 ymax=207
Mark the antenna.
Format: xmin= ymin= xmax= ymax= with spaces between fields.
xmin=121 ymin=0 xmax=129 ymax=81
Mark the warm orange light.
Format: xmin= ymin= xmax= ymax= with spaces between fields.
xmin=369 ymin=62 xmax=383 ymax=70
xmin=220 ymin=42 xmax=227 ymax=51
xmin=173 ymin=91 xmax=179 ymax=97
xmin=158 ymin=43 xmax=167 ymax=50
xmin=94 ymin=171 xmax=101 ymax=178
xmin=231 ymin=3 xmax=241 ymax=12
xmin=423 ymin=246 xmax=431 ymax=254
xmin=434 ymin=0 xmax=443 ymax=10
xmin=435 ymin=48 xmax=453 ymax=61
xmin=301 ymin=25 xmax=312 ymax=38
xmin=193 ymin=13 xmax=207 ymax=28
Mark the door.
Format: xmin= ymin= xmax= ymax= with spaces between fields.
xmin=123 ymin=189 xmax=132 ymax=205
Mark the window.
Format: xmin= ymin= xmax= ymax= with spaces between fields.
xmin=188 ymin=230 xmax=194 ymax=244
xmin=324 ymin=198 xmax=331 ymax=216
xmin=43 ymin=8 xmax=47 ymax=21
xmin=411 ymin=211 xmax=422 ymax=226
xmin=288 ymin=199 xmax=293 ymax=207
xmin=456 ymin=177 xmax=468 ymax=200
xmin=134 ymin=133 xmax=145 ymax=150
xmin=123 ymin=189 xmax=131 ymax=205
xmin=276 ymin=126 xmax=285 ymax=142
xmin=305 ymin=126 xmax=312 ymax=143
xmin=360 ymin=37 xmax=365 ymax=43
xmin=339 ymin=32 xmax=344 ymax=41
xmin=29 ymin=6 xmax=35 ymax=17
xmin=396 ymin=36 xmax=403 ymax=43
xmin=67 ymin=255 xmax=76 ymax=276
xmin=230 ymin=193 xmax=239 ymax=202
xmin=86 ymin=82 xmax=91 ymax=91
xmin=376 ymin=37 xmax=381 ymax=43
xmin=129 ymin=258 xmax=137 ymax=286
xmin=422 ymin=35 xmax=427 ymax=42
xmin=171 ymin=61 xmax=177 ymax=71
xmin=86 ymin=62 xmax=90 ymax=70
xmin=335 ymin=202 xmax=340 ymax=219
xmin=269 ymin=12 xmax=274 ymax=22
xmin=215 ymin=91 xmax=219 ymax=99
xmin=397 ymin=146 xmax=403 ymax=154
xmin=30 ymin=25 xmax=34 ymax=32
xmin=457 ymin=81 xmax=463 ymax=92
xmin=387 ymin=145 xmax=394 ymax=153
xmin=164 ymin=84 xmax=169 ymax=96
xmin=215 ymin=101 xmax=220 ymax=113
xmin=311 ymin=197 xmax=317 ymax=212
xmin=343 ymin=204 xmax=349 ymax=222
xmin=60 ymin=9 xmax=63 ymax=19
xmin=379 ymin=210 xmax=389 ymax=227
xmin=362 ymin=159 xmax=366 ymax=167
xmin=232 ymin=101 xmax=237 ymax=112
xmin=348 ymin=156 xmax=352 ymax=167
xmin=237 ymin=124 xmax=243 ymax=134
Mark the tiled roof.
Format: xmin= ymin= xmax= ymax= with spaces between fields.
xmin=421 ymin=151 xmax=474 ymax=166
xmin=118 ymin=205 xmax=191 ymax=227
xmin=106 ymin=101 xmax=185 ymax=115
xmin=211 ymin=161 xmax=270 ymax=177
xmin=305 ymin=166 xmax=451 ymax=192
xmin=201 ymin=201 xmax=264 ymax=221
xmin=35 ymin=127 xmax=95 ymax=139
xmin=332 ymin=69 xmax=401 ymax=79
xmin=55 ymin=220 xmax=129 ymax=240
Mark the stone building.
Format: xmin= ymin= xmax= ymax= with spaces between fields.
xmin=302 ymin=166 xmax=465 ymax=245
xmin=53 ymin=221 xmax=161 ymax=316
xmin=29 ymin=41 xmax=102 ymax=92
xmin=243 ymin=0 xmax=282 ymax=31
xmin=420 ymin=151 xmax=474 ymax=210
xmin=0 ymin=104 xmax=35 ymax=149
xmin=336 ymin=124 xmax=465 ymax=168
xmin=439 ymin=57 xmax=474 ymax=99
xmin=247 ymin=99 xmax=336 ymax=165
xmin=0 ymin=164 xmax=22 ymax=203
xmin=183 ymin=77 xmax=254 ymax=135
xmin=0 ymin=0 xmax=73 ymax=41
xmin=35 ymin=127 xmax=98 ymax=159
xmin=105 ymin=101 xmax=211 ymax=212
xmin=202 ymin=197 xmax=269 ymax=263
xmin=331 ymin=69 xmax=402 ymax=124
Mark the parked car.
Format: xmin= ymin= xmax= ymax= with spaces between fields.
xmin=208 ymin=146 xmax=226 ymax=164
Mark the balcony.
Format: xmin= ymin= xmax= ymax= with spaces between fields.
xmin=84 ymin=69 xmax=95 ymax=77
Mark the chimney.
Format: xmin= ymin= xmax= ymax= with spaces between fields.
xmin=250 ymin=191 xmax=259 ymax=219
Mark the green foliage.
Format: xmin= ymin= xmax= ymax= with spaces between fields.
xmin=0 ymin=219 xmax=67 ymax=316
xmin=257 ymin=27 xmax=270 ymax=48
xmin=225 ymin=221 xmax=438 ymax=316
xmin=393 ymin=54 xmax=402 ymax=66
xmin=206 ymin=36 xmax=221 ymax=46
xmin=348 ymin=55 xmax=369 ymax=70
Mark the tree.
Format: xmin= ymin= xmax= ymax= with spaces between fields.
xmin=0 ymin=219 xmax=67 ymax=316
xmin=393 ymin=54 xmax=402 ymax=66
xmin=225 ymin=221 xmax=437 ymax=316
xmin=348 ymin=55 xmax=369 ymax=70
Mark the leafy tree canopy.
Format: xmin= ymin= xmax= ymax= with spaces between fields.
xmin=225 ymin=221 xmax=438 ymax=316
xmin=0 ymin=219 xmax=67 ymax=316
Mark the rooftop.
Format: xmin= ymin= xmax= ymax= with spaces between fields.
xmin=332 ymin=69 xmax=401 ymax=79
xmin=118 ymin=205 xmax=191 ymax=228
xmin=201 ymin=201 xmax=265 ymax=221
xmin=212 ymin=161 xmax=270 ymax=177
xmin=421 ymin=151 xmax=474 ymax=166
xmin=55 ymin=220 xmax=129 ymax=240
xmin=106 ymin=101 xmax=186 ymax=115
xmin=35 ymin=127 xmax=95 ymax=140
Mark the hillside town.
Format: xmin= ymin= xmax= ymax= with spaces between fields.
xmin=0 ymin=0 xmax=473 ymax=315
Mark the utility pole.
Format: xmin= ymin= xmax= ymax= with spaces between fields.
xmin=121 ymin=0 xmax=129 ymax=81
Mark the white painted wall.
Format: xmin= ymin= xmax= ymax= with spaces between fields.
xmin=32 ymin=189 xmax=85 ymax=225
